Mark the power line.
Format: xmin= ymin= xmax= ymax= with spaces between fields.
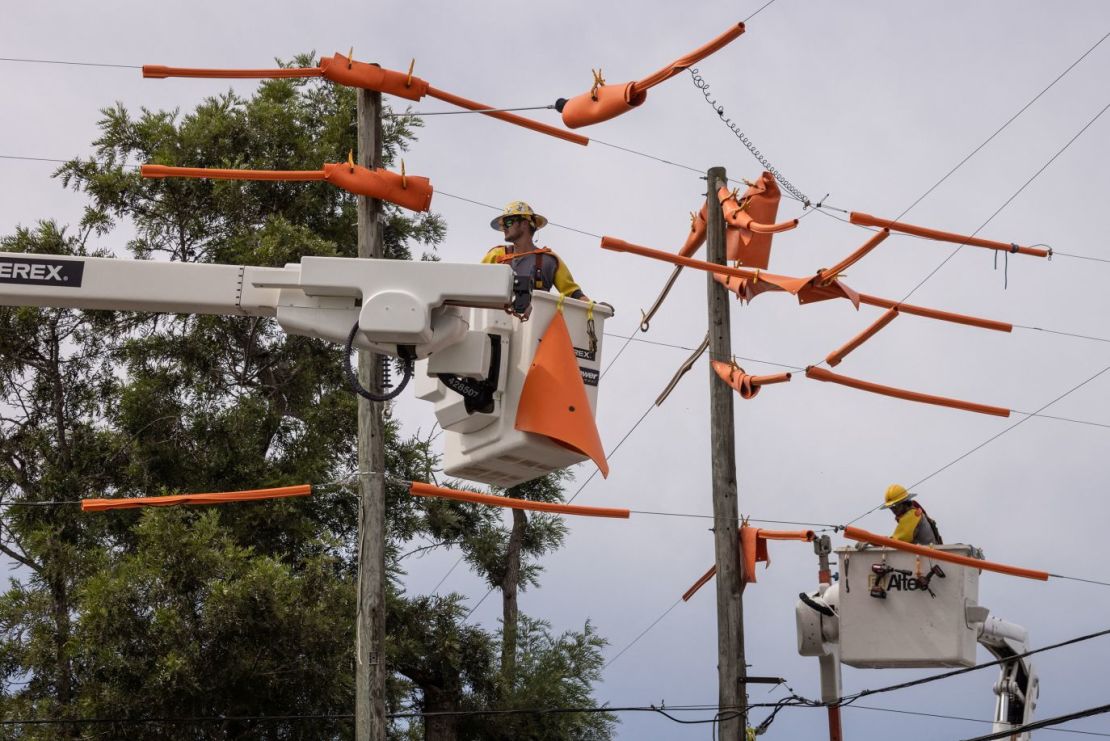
xmin=963 ymin=703 xmax=1110 ymax=741
xmin=603 ymin=597 xmax=683 ymax=669
xmin=0 ymin=56 xmax=140 ymax=69
xmin=845 ymin=704 xmax=1110 ymax=738
xmin=847 ymin=360 xmax=1110 ymax=526
xmin=897 ymin=98 xmax=1110 ymax=305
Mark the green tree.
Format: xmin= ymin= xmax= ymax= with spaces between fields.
xmin=0 ymin=56 xmax=614 ymax=741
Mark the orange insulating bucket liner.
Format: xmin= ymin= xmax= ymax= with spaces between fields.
xmin=82 ymin=484 xmax=312 ymax=512
xmin=317 ymin=53 xmax=429 ymax=101
xmin=560 ymin=82 xmax=648 ymax=129
xmin=409 ymin=481 xmax=629 ymax=519
xmin=514 ymin=312 xmax=609 ymax=477
xmin=849 ymin=213 xmax=1050 ymax=258
xmin=805 ymin=366 xmax=1010 ymax=417
xmin=843 ymin=526 xmax=1049 ymax=581
xmin=322 ymin=163 xmax=433 ymax=212
xmin=560 ymin=21 xmax=744 ymax=129
xmin=818 ymin=229 xmax=891 ymax=282
xmin=427 ymin=86 xmax=589 ymax=146
xmin=711 ymin=360 xmax=791 ymax=399
xmin=143 ymin=64 xmax=323 ymax=80
xmin=684 ymin=526 xmax=814 ymax=599
xmin=856 ymin=294 xmax=1012 ymax=333
xmin=825 ymin=308 xmax=899 ymax=367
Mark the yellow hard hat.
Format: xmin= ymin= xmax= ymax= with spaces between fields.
xmin=881 ymin=484 xmax=914 ymax=509
xmin=490 ymin=200 xmax=548 ymax=231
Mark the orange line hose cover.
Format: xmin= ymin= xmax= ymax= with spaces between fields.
xmin=825 ymin=308 xmax=899 ymax=367
xmin=849 ymin=212 xmax=1049 ymax=258
xmin=561 ymin=22 xmax=744 ymax=129
xmin=514 ymin=312 xmax=609 ymax=477
xmin=142 ymin=164 xmax=433 ymax=212
xmin=82 ymin=484 xmax=312 ymax=512
xmin=711 ymin=360 xmax=791 ymax=399
xmin=818 ymin=229 xmax=891 ymax=282
xmin=806 ymin=366 xmax=1010 ymax=417
xmin=144 ymin=65 xmax=323 ymax=80
xmin=843 ymin=526 xmax=1049 ymax=581
xmin=141 ymin=164 xmax=324 ymax=182
xmin=684 ymin=526 xmax=815 ymax=599
xmin=857 ymin=294 xmax=1012 ymax=333
xmin=409 ymin=482 xmax=629 ymax=519
xmin=427 ymin=86 xmax=589 ymax=146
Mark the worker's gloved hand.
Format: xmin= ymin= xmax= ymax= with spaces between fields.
xmin=852 ymin=541 xmax=870 ymax=551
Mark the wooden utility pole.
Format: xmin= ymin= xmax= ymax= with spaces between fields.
xmin=706 ymin=166 xmax=748 ymax=737
xmin=355 ymin=88 xmax=388 ymax=740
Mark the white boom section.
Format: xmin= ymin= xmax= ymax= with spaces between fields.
xmin=0 ymin=252 xmax=513 ymax=358
xmin=978 ymin=617 xmax=1038 ymax=740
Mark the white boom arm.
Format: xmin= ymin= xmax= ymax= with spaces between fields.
xmin=976 ymin=615 xmax=1038 ymax=739
xmin=0 ymin=251 xmax=513 ymax=359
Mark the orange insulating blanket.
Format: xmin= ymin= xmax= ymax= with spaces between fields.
xmin=560 ymin=22 xmax=745 ymax=128
xmin=719 ymin=179 xmax=796 ymax=269
xmin=825 ymin=309 xmax=899 ymax=367
xmin=843 ymin=526 xmax=1049 ymax=581
xmin=82 ymin=484 xmax=312 ymax=511
xmin=849 ymin=213 xmax=1051 ymax=258
xmin=409 ymin=481 xmax=629 ymax=519
xmin=806 ymin=366 xmax=1010 ymax=418
xmin=683 ymin=526 xmax=815 ymax=599
xmin=141 ymin=163 xmax=433 ymax=212
xmin=515 ymin=312 xmax=609 ymax=477
xmin=144 ymin=56 xmax=587 ymax=146
xmin=711 ymin=360 xmax=791 ymax=399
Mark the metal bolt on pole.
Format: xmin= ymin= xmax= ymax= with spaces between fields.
xmin=706 ymin=166 xmax=748 ymax=737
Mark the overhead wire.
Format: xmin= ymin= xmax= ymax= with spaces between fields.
xmin=845 ymin=704 xmax=1110 ymax=738
xmin=962 ymin=703 xmax=1110 ymax=741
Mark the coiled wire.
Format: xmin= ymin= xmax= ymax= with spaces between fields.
xmin=689 ymin=67 xmax=811 ymax=207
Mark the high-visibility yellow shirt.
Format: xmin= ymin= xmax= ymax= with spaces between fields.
xmin=891 ymin=509 xmax=922 ymax=543
xmin=481 ymin=245 xmax=584 ymax=299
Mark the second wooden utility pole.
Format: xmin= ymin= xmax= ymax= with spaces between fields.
xmin=706 ymin=166 xmax=748 ymax=737
xmin=355 ymin=88 xmax=388 ymax=740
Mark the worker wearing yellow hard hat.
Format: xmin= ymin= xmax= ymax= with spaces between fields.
xmin=881 ymin=484 xmax=942 ymax=545
xmin=482 ymin=201 xmax=588 ymax=304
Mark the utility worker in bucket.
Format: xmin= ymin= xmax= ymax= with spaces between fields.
xmin=483 ymin=201 xmax=589 ymax=303
xmin=881 ymin=484 xmax=942 ymax=546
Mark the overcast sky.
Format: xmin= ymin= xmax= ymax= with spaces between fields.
xmin=3 ymin=1 xmax=1110 ymax=738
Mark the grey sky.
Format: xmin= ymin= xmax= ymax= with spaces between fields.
xmin=3 ymin=1 xmax=1110 ymax=737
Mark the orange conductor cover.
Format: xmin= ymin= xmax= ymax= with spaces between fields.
xmin=856 ymin=295 xmax=1012 ymax=333
xmin=683 ymin=526 xmax=815 ymax=599
xmin=426 ymin=86 xmax=589 ymax=146
xmin=678 ymin=204 xmax=709 ymax=259
xmin=711 ymin=360 xmax=791 ymax=399
xmin=142 ymin=163 xmax=433 ymax=212
xmin=818 ymin=229 xmax=890 ymax=282
xmin=718 ymin=176 xmax=794 ymax=269
xmin=843 ymin=526 xmax=1049 ymax=581
xmin=317 ymin=53 xmax=429 ymax=101
xmin=849 ymin=212 xmax=1050 ymax=258
xmin=806 ymin=366 xmax=1010 ymax=417
xmin=409 ymin=482 xmax=629 ymax=519
xmin=144 ymin=64 xmax=323 ymax=80
xmin=825 ymin=309 xmax=899 ymax=367
xmin=82 ymin=484 xmax=312 ymax=511
xmin=561 ymin=21 xmax=745 ymax=128
xmin=515 ymin=312 xmax=609 ymax=476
